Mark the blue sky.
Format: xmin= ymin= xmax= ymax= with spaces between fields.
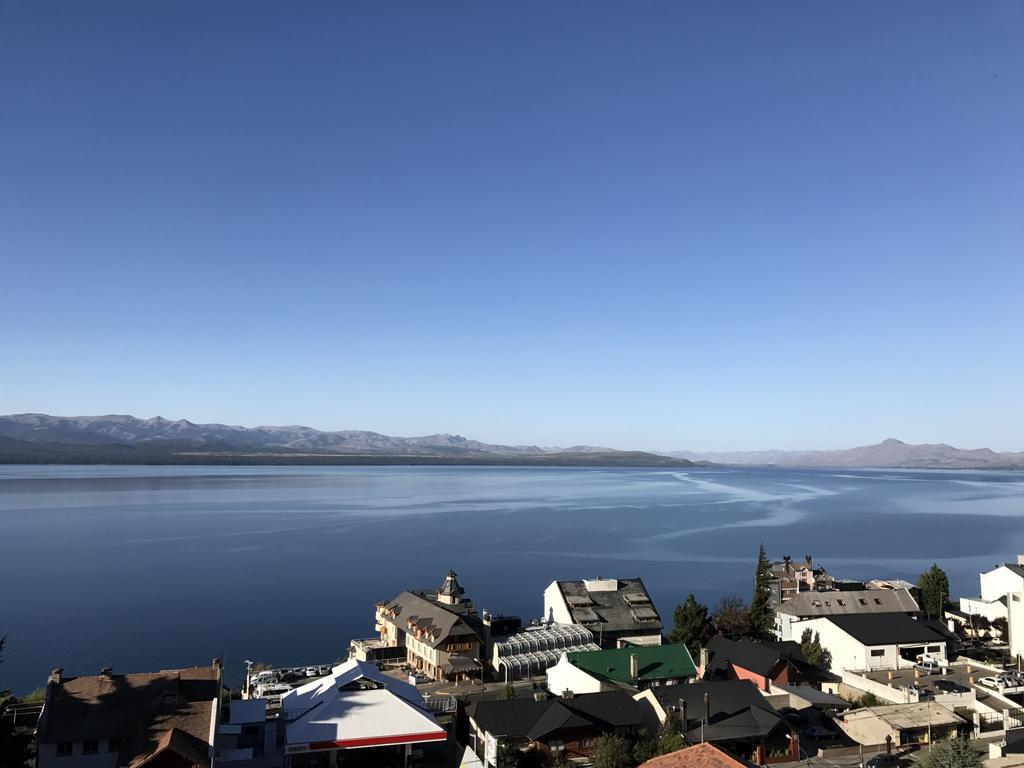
xmin=1 ymin=2 xmax=1022 ymax=451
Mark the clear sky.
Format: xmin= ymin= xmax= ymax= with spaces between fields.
xmin=1 ymin=2 xmax=1022 ymax=452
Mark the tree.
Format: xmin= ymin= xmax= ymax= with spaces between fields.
xmin=632 ymin=731 xmax=658 ymax=765
xmin=656 ymin=712 xmax=686 ymax=755
xmin=669 ymin=595 xmax=714 ymax=657
xmin=495 ymin=741 xmax=521 ymax=768
xmin=500 ymin=683 xmax=518 ymax=700
xmin=713 ymin=596 xmax=751 ymax=640
xmin=800 ymin=628 xmax=832 ymax=670
xmin=749 ymin=544 xmax=776 ymax=640
xmin=591 ymin=733 xmax=633 ymax=768
xmin=915 ymin=738 xmax=981 ymax=768
xmin=992 ymin=617 xmax=1008 ymax=638
xmin=917 ymin=564 xmax=950 ymax=620
xmin=1 ymin=636 xmax=32 ymax=768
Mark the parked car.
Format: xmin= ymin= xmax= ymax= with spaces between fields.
xmin=408 ymin=672 xmax=430 ymax=685
xmin=998 ymin=673 xmax=1021 ymax=687
xmin=978 ymin=676 xmax=1003 ymax=689
xmin=915 ymin=659 xmax=942 ymax=674
xmin=867 ymin=753 xmax=900 ymax=768
xmin=804 ymin=725 xmax=838 ymax=740
xmin=935 ymin=680 xmax=970 ymax=694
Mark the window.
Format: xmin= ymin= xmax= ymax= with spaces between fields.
xmin=874 ymin=598 xmax=882 ymax=605
xmin=242 ymin=726 xmax=260 ymax=737
xmin=870 ymin=649 xmax=885 ymax=657
xmin=837 ymin=599 xmax=846 ymax=606
xmin=859 ymin=599 xmax=868 ymax=606
xmin=926 ymin=645 xmax=942 ymax=653
xmin=580 ymin=737 xmax=595 ymax=748
xmin=108 ymin=739 xmax=120 ymax=753
xmin=83 ymin=741 xmax=99 ymax=755
xmin=56 ymin=743 xmax=73 ymax=757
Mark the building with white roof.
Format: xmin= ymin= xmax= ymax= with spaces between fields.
xmin=543 ymin=577 xmax=662 ymax=648
xmin=279 ymin=660 xmax=446 ymax=766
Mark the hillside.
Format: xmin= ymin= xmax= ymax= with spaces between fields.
xmin=669 ymin=438 xmax=1024 ymax=470
xmin=0 ymin=414 xmax=691 ymax=467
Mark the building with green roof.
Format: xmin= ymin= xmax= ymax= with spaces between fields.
xmin=547 ymin=643 xmax=697 ymax=695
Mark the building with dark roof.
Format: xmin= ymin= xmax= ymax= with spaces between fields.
xmin=36 ymin=662 xmax=221 ymax=768
xmin=374 ymin=570 xmax=519 ymax=682
xmin=636 ymin=680 xmax=798 ymax=765
xmin=467 ymin=690 xmax=643 ymax=764
xmin=543 ymin=577 xmax=663 ymax=648
xmin=702 ymin=638 xmax=840 ymax=694
xmin=790 ymin=614 xmax=951 ymax=673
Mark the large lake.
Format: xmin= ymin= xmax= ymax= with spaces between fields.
xmin=2 ymin=464 xmax=1023 ymax=693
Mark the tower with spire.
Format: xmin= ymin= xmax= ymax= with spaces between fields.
xmin=437 ymin=569 xmax=465 ymax=606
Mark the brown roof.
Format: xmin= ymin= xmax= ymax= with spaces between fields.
xmin=129 ymin=728 xmax=212 ymax=768
xmin=39 ymin=666 xmax=219 ymax=768
xmin=640 ymin=742 xmax=760 ymax=768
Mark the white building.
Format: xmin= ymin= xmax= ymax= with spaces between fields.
xmin=280 ymin=660 xmax=446 ymax=763
xmin=774 ymin=588 xmax=919 ymax=641
xmin=959 ymin=557 xmax=1024 ymax=621
xmin=1008 ymin=592 xmax=1024 ymax=661
xmin=791 ymin=614 xmax=950 ymax=673
xmin=543 ymin=577 xmax=662 ymax=648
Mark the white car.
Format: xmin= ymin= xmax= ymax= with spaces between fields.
xmin=979 ymin=676 xmax=1004 ymax=689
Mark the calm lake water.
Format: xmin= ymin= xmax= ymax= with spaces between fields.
xmin=2 ymin=463 xmax=1023 ymax=693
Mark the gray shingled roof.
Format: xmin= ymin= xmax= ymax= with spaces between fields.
xmin=383 ymin=590 xmax=483 ymax=649
xmin=556 ymin=578 xmax=662 ymax=634
xmin=778 ymin=588 xmax=919 ymax=617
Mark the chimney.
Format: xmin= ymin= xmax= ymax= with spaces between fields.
xmin=482 ymin=610 xmax=492 ymax=627
xmin=630 ymin=653 xmax=639 ymax=682
xmin=704 ymin=691 xmax=711 ymax=725
xmin=49 ymin=668 xmax=63 ymax=685
xmin=562 ymin=689 xmax=574 ymax=700
xmin=100 ymin=666 xmax=113 ymax=676
xmin=699 ymin=647 xmax=709 ymax=674
xmin=1017 ymin=554 xmax=1024 ymax=567
xmin=680 ymin=699 xmax=688 ymax=730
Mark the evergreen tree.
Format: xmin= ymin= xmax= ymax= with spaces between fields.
xmin=917 ymin=564 xmax=950 ymax=619
xmin=591 ymin=733 xmax=633 ymax=768
xmin=656 ymin=712 xmax=686 ymax=755
xmin=669 ymin=595 xmax=714 ymax=657
xmin=799 ymin=628 xmax=832 ymax=670
xmin=500 ymin=683 xmax=518 ymax=700
xmin=713 ymin=596 xmax=751 ymax=640
xmin=915 ymin=738 xmax=981 ymax=768
xmin=749 ymin=544 xmax=776 ymax=640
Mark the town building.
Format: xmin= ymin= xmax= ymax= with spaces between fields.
xmin=543 ymin=577 xmax=662 ymax=648
xmin=767 ymin=556 xmax=834 ymax=607
xmin=836 ymin=703 xmax=966 ymax=747
xmin=545 ymin=644 xmax=696 ymax=695
xmin=36 ymin=662 xmax=222 ymax=768
xmin=639 ymin=742 xmax=760 ymax=768
xmin=634 ymin=680 xmax=798 ymax=765
xmin=774 ymin=588 xmax=919 ymax=641
xmin=789 ymin=614 xmax=951 ymax=673
xmin=1008 ymin=592 xmax=1024 ymax=661
xmin=467 ymin=690 xmax=643 ymax=766
xmin=279 ymin=660 xmax=447 ymax=767
xmin=374 ymin=570 xmax=509 ymax=682
xmin=959 ymin=557 xmax=1024 ymax=622
xmin=702 ymin=637 xmax=800 ymax=692
xmin=491 ymin=623 xmax=600 ymax=682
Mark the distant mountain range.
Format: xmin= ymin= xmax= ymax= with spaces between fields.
xmin=0 ymin=414 xmax=691 ymax=467
xmin=667 ymin=438 xmax=1024 ymax=470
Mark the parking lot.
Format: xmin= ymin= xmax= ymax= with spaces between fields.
xmin=858 ymin=663 xmax=1023 ymax=701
